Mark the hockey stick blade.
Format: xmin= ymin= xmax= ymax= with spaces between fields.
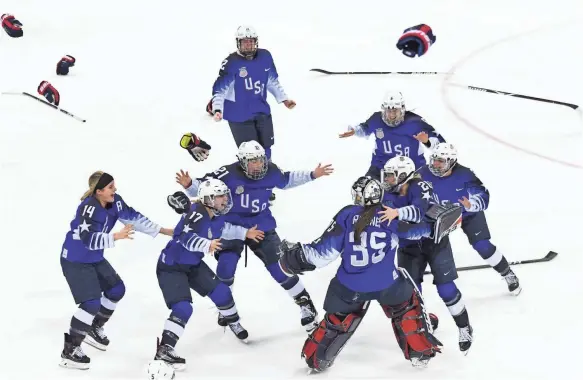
xmin=449 ymin=83 xmax=579 ymax=110
xmin=310 ymin=68 xmax=449 ymax=75
xmin=423 ymin=251 xmax=558 ymax=275
xmin=2 ymin=91 xmax=86 ymax=122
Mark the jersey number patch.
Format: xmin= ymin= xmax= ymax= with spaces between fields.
xmin=348 ymin=231 xmax=387 ymax=267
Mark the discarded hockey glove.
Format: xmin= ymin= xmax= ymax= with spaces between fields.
xmin=1 ymin=14 xmax=23 ymax=38
xmin=206 ymin=98 xmax=213 ymax=116
xmin=396 ymin=24 xmax=436 ymax=58
xmin=180 ymin=132 xmax=211 ymax=162
xmin=56 ymin=55 xmax=76 ymax=75
xmin=167 ymin=191 xmax=191 ymax=214
xmin=37 ymin=81 xmax=60 ymax=106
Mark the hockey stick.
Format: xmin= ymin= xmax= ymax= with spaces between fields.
xmin=423 ymin=251 xmax=558 ymax=275
xmin=310 ymin=68 xmax=450 ymax=75
xmin=448 ymin=83 xmax=579 ymax=110
xmin=1 ymin=91 xmax=87 ymax=122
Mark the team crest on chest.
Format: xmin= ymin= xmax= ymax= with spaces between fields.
xmin=208 ymin=228 xmax=213 ymax=239
xmin=239 ymin=67 xmax=248 ymax=78
xmin=375 ymin=128 xmax=384 ymax=139
xmin=235 ymin=185 xmax=244 ymax=195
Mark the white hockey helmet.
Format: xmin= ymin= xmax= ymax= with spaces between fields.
xmin=381 ymin=155 xmax=416 ymax=192
xmin=146 ymin=360 xmax=175 ymax=380
xmin=352 ymin=176 xmax=384 ymax=207
xmin=381 ymin=91 xmax=406 ymax=127
xmin=197 ymin=178 xmax=233 ymax=215
xmin=429 ymin=143 xmax=458 ymax=177
xmin=235 ymin=25 xmax=258 ymax=59
xmin=237 ymin=140 xmax=268 ymax=180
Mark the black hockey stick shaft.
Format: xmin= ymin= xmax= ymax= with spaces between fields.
xmin=423 ymin=251 xmax=558 ymax=275
xmin=451 ymin=83 xmax=579 ymax=110
xmin=21 ymin=92 xmax=87 ymax=122
xmin=310 ymin=68 xmax=449 ymax=75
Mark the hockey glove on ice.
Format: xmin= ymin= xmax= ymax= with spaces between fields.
xmin=396 ymin=24 xmax=436 ymax=58
xmin=167 ymin=191 xmax=191 ymax=214
xmin=38 ymin=81 xmax=60 ymax=106
xmin=1 ymin=14 xmax=23 ymax=38
xmin=180 ymin=132 xmax=211 ymax=162
xmin=56 ymin=55 xmax=76 ymax=75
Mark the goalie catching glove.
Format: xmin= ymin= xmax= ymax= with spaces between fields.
xmin=180 ymin=132 xmax=211 ymax=162
xmin=278 ymin=240 xmax=316 ymax=276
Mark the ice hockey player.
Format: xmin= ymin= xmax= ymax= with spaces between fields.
xmin=59 ymin=171 xmax=174 ymax=370
xmin=209 ymin=25 xmax=295 ymax=159
xmin=277 ymin=176 xmax=463 ymax=372
xmin=379 ymin=155 xmax=473 ymax=352
xmin=175 ymin=140 xmax=333 ymax=333
xmin=339 ymin=91 xmax=445 ymax=180
xmin=154 ymin=179 xmax=264 ymax=371
xmin=419 ymin=143 xmax=521 ymax=295
xmin=209 ymin=25 xmax=296 ymax=203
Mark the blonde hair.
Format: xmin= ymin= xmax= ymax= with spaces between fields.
xmin=80 ymin=171 xmax=105 ymax=201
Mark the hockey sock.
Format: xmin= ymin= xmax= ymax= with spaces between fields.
xmin=209 ymin=283 xmax=240 ymax=324
xmin=216 ymin=252 xmax=239 ymax=287
xmin=70 ymin=299 xmax=100 ymax=341
xmin=267 ymin=262 xmax=305 ymax=298
xmin=436 ymin=282 xmax=469 ymax=327
xmin=473 ymin=240 xmax=510 ymax=275
xmin=94 ymin=282 xmax=125 ymax=327
xmin=161 ymin=301 xmax=193 ymax=347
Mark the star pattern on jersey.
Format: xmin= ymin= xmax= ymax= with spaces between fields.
xmin=183 ymin=224 xmax=192 ymax=234
xmin=78 ymin=219 xmax=91 ymax=233
xmin=421 ymin=191 xmax=431 ymax=200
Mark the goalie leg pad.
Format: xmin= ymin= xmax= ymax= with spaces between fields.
xmin=302 ymin=306 xmax=368 ymax=372
xmin=384 ymin=293 xmax=442 ymax=362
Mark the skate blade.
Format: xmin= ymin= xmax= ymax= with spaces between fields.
xmin=83 ymin=336 xmax=108 ymax=351
xmin=510 ymin=287 xmax=522 ymax=296
xmin=410 ymin=357 xmax=429 ymax=368
xmin=304 ymin=322 xmax=318 ymax=334
xmin=172 ymin=363 xmax=187 ymax=372
xmin=59 ymin=358 xmax=90 ymax=370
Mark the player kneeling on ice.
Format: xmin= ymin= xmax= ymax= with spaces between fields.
xmin=380 ymin=155 xmax=473 ymax=352
xmin=59 ymin=171 xmax=174 ymax=370
xmin=277 ymin=176 xmax=463 ymax=372
xmin=175 ymin=140 xmax=333 ymax=333
xmin=154 ymin=179 xmax=264 ymax=371
xmin=339 ymin=91 xmax=445 ymax=180
xmin=419 ymin=143 xmax=521 ymax=294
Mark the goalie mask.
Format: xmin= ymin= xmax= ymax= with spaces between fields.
xmin=235 ymin=25 xmax=258 ymax=60
xmin=197 ymin=178 xmax=233 ymax=215
xmin=237 ymin=140 xmax=268 ymax=180
xmin=352 ymin=176 xmax=384 ymax=207
xmin=381 ymin=155 xmax=416 ymax=192
xmin=429 ymin=143 xmax=458 ymax=177
xmin=381 ymin=91 xmax=406 ymax=127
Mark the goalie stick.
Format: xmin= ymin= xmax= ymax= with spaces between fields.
xmin=423 ymin=251 xmax=558 ymax=275
xmin=1 ymin=91 xmax=86 ymax=122
xmin=448 ymin=83 xmax=579 ymax=111
xmin=310 ymin=68 xmax=450 ymax=75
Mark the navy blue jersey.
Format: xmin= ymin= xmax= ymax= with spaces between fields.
xmin=353 ymin=111 xmax=445 ymax=170
xmin=185 ymin=162 xmax=313 ymax=232
xmin=418 ymin=164 xmax=489 ymax=217
xmin=160 ymin=202 xmax=247 ymax=266
xmin=382 ymin=178 xmax=436 ymax=223
xmin=211 ymin=49 xmax=288 ymax=122
xmin=61 ymin=194 xmax=161 ymax=263
xmin=302 ymin=205 xmax=428 ymax=293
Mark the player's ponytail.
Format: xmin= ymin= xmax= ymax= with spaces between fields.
xmin=353 ymin=205 xmax=380 ymax=244
xmin=80 ymin=171 xmax=105 ymax=201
